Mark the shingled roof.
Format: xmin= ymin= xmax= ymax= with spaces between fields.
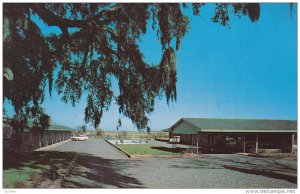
xmin=47 ymin=124 xmax=75 ymax=131
xmin=3 ymin=118 xmax=75 ymax=132
xmin=170 ymin=118 xmax=297 ymax=134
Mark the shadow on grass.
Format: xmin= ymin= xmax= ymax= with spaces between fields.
xmin=150 ymin=146 xmax=187 ymax=153
xmin=3 ymin=151 xmax=76 ymax=170
xmin=3 ymin=151 xmax=144 ymax=188
xmin=3 ymin=151 xmax=77 ymax=188
xmin=154 ymin=139 xmax=169 ymax=142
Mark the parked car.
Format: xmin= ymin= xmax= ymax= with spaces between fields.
xmin=71 ymin=135 xmax=88 ymax=141
xmin=169 ymin=136 xmax=180 ymax=143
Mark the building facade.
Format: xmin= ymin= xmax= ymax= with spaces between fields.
xmin=169 ymin=118 xmax=297 ymax=154
xmin=3 ymin=118 xmax=74 ymax=152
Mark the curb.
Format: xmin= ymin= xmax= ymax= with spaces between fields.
xmin=105 ymin=140 xmax=202 ymax=159
xmin=34 ymin=139 xmax=71 ymax=151
xmin=129 ymin=153 xmax=201 ymax=159
xmin=105 ymin=140 xmax=132 ymax=158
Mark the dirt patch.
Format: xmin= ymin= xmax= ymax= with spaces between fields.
xmin=12 ymin=181 xmax=28 ymax=188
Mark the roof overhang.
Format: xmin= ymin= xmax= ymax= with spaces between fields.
xmin=171 ymin=119 xmax=199 ymax=134
xmin=170 ymin=118 xmax=297 ymax=134
xmin=198 ymin=129 xmax=297 ymax=133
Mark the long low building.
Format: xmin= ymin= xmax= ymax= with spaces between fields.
xmin=169 ymin=118 xmax=297 ymax=154
xmin=3 ymin=118 xmax=74 ymax=152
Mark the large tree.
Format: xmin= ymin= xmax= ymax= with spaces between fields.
xmin=3 ymin=3 xmax=260 ymax=130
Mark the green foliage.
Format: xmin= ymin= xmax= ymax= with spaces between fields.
xmin=3 ymin=3 xmax=260 ymax=131
xmin=95 ymin=128 xmax=105 ymax=138
xmin=75 ymin=125 xmax=87 ymax=134
xmin=147 ymin=127 xmax=151 ymax=134
xmin=4 ymin=4 xmax=52 ymax=134
xmin=118 ymin=131 xmax=128 ymax=139
xmin=81 ymin=125 xmax=87 ymax=132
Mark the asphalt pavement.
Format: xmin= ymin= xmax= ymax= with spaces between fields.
xmin=50 ymin=137 xmax=128 ymax=159
xmin=47 ymin=138 xmax=297 ymax=188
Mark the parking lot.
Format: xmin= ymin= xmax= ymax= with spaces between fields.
xmin=49 ymin=138 xmax=297 ymax=188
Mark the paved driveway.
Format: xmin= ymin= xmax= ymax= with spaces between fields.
xmin=120 ymin=155 xmax=297 ymax=189
xmin=48 ymin=138 xmax=297 ymax=188
xmin=51 ymin=138 xmax=128 ymax=159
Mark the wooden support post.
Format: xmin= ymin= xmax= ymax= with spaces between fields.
xmin=292 ymin=134 xmax=295 ymax=153
xmin=255 ymin=134 xmax=259 ymax=154
xmin=191 ymin=134 xmax=193 ymax=153
xmin=196 ymin=135 xmax=199 ymax=154
xmin=243 ymin=135 xmax=246 ymax=154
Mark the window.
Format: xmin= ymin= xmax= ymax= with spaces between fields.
xmin=226 ymin=136 xmax=242 ymax=145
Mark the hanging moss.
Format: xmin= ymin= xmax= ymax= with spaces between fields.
xmin=160 ymin=47 xmax=177 ymax=104
xmin=3 ymin=3 xmax=261 ymax=130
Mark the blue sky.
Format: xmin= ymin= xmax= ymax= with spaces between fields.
xmin=5 ymin=3 xmax=297 ymax=131
xmin=139 ymin=3 xmax=297 ymax=131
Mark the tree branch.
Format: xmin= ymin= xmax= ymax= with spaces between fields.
xmin=30 ymin=4 xmax=119 ymax=29
xmin=30 ymin=4 xmax=86 ymax=28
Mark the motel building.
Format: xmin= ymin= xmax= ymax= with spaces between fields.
xmin=169 ymin=118 xmax=297 ymax=154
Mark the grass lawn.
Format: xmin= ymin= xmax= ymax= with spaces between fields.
xmin=3 ymin=165 xmax=48 ymax=188
xmin=115 ymin=144 xmax=186 ymax=155
xmin=3 ymin=151 xmax=76 ymax=188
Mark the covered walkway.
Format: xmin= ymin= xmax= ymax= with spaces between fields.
xmin=169 ymin=118 xmax=297 ymax=154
